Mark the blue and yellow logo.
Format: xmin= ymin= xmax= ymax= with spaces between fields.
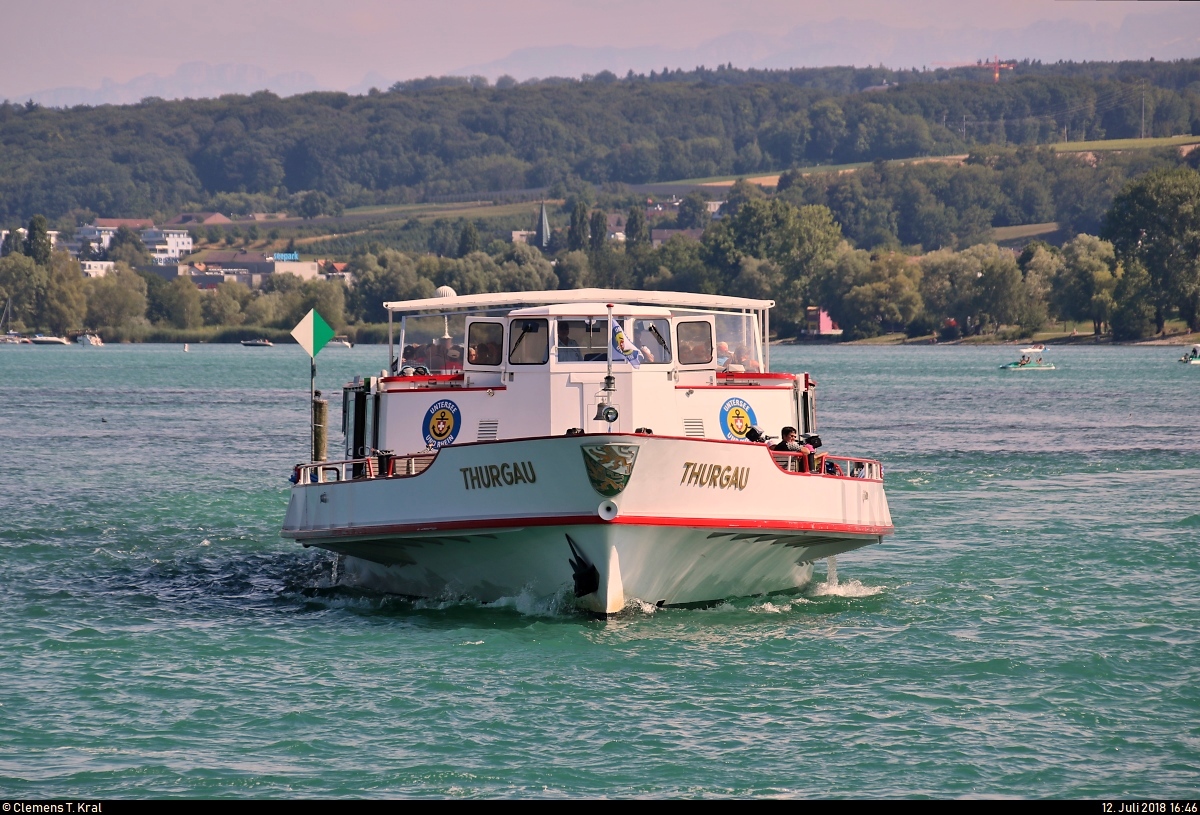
xmin=424 ymin=399 xmax=461 ymax=448
xmin=719 ymin=397 xmax=757 ymax=441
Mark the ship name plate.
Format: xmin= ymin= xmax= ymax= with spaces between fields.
xmin=680 ymin=462 xmax=749 ymax=490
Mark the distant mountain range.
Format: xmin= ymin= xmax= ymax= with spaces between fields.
xmin=457 ymin=12 xmax=1200 ymax=81
xmin=12 ymin=62 xmax=327 ymax=108
xmin=11 ymin=9 xmax=1198 ymax=108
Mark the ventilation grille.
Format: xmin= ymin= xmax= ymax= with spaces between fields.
xmin=477 ymin=420 xmax=499 ymax=441
xmin=683 ymin=419 xmax=706 ymax=438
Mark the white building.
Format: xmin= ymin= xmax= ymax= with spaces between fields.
xmin=140 ymin=228 xmax=192 ymax=264
xmin=80 ymin=260 xmax=115 ymax=278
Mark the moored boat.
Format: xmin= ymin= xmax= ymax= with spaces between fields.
xmin=281 ymin=289 xmax=894 ymax=614
xmin=1020 ymin=343 xmax=1046 ymax=354
xmin=241 ymin=338 xmax=274 ymax=347
xmin=76 ymin=333 xmax=104 ymax=347
xmin=330 ymin=335 xmax=353 ymax=348
xmin=29 ymin=334 xmax=71 ymax=345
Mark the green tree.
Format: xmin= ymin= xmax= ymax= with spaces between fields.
xmin=295 ymin=278 xmax=347 ymax=329
xmin=814 ymin=249 xmax=922 ymax=339
xmin=35 ymin=252 xmax=87 ymax=334
xmin=556 ymin=250 xmax=592 ymax=289
xmin=1 ymin=227 xmax=24 ymax=257
xmin=625 ymin=206 xmax=648 ymax=248
xmin=24 ymin=215 xmax=53 ymax=266
xmin=588 ymin=210 xmax=607 ymax=253
xmin=1110 ymin=260 xmax=1156 ymax=340
xmin=159 ymin=276 xmax=203 ymax=328
xmin=1052 ymin=235 xmax=1120 ymax=335
xmin=201 ymin=281 xmax=247 ymax=326
xmin=106 ymin=226 xmax=153 ymax=267
xmin=567 ymin=201 xmax=589 ymax=252
xmin=457 ymin=221 xmax=480 ymax=257
xmin=346 ymin=250 xmax=436 ymax=323
xmin=720 ymin=179 xmax=766 ymax=219
xmin=0 ymin=253 xmax=41 ymax=329
xmin=1102 ymin=167 xmax=1200 ymax=332
xmin=676 ymin=190 xmax=711 ymax=229
xmin=85 ymin=264 xmax=147 ymax=329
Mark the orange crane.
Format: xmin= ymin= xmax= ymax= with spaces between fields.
xmin=934 ymin=55 xmax=1016 ymax=83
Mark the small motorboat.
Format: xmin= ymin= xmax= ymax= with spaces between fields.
xmin=76 ymin=333 xmax=104 ymax=347
xmin=241 ymin=338 xmax=274 ymax=347
xmin=1020 ymin=343 xmax=1046 ymax=354
xmin=30 ymin=334 xmax=71 ymax=345
xmin=330 ymin=335 xmax=353 ymax=348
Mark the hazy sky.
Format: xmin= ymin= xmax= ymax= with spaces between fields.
xmin=6 ymin=0 xmax=1197 ymax=103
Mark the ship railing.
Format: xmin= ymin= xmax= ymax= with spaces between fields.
xmin=294 ymin=451 xmax=438 ymax=484
xmin=770 ymin=450 xmax=883 ymax=480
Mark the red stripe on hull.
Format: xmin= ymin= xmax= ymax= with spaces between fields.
xmin=284 ymin=513 xmax=893 ymax=541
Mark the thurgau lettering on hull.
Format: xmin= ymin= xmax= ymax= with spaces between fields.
xmin=679 ymin=462 xmax=749 ymax=490
xmin=460 ymin=462 xmax=537 ymax=490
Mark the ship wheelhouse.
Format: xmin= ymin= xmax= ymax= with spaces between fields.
xmin=360 ymin=288 xmax=813 ymax=457
xmin=287 ymin=288 xmax=892 ymax=614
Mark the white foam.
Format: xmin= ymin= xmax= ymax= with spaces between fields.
xmin=810 ymin=577 xmax=884 ymax=598
xmin=628 ymin=598 xmax=659 ymax=614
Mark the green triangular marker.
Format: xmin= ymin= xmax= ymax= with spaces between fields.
xmin=291 ymin=309 xmax=335 ymax=358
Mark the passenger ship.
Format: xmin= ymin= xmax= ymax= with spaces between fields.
xmin=281 ymin=289 xmax=894 ymax=614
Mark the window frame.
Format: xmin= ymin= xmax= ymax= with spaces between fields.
xmin=508 ymin=317 xmax=550 ymax=366
xmin=466 ymin=320 xmax=505 ymax=367
xmin=677 ymin=319 xmax=714 ymax=366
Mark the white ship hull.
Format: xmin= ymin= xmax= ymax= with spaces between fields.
xmin=282 ymin=434 xmax=892 ymax=614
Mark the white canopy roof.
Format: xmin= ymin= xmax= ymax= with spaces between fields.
xmin=509 ymin=303 xmax=673 ymax=317
xmin=384 ymin=288 xmax=774 ymax=314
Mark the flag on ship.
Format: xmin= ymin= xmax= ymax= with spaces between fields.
xmin=610 ymin=318 xmax=643 ymax=368
xmin=291 ymin=309 xmax=335 ymax=358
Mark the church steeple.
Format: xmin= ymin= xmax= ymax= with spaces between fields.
xmin=534 ymin=201 xmax=551 ymax=249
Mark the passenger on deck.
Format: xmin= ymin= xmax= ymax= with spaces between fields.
xmin=716 ymin=341 xmax=731 ymax=366
xmin=427 ymin=336 xmax=458 ymax=371
xmin=558 ymin=322 xmax=582 ymax=361
xmin=738 ymin=345 xmax=762 ymax=373
xmin=635 ymin=328 xmax=656 ymax=363
xmin=772 ymin=427 xmax=803 ymax=452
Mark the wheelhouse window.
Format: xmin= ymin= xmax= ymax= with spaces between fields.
xmin=467 ymin=322 xmax=503 ymax=366
xmin=508 ymin=318 xmax=549 ymax=365
xmin=677 ymin=321 xmax=713 ymax=365
xmin=556 ymin=318 xmax=608 ymax=362
xmin=630 ymin=318 xmax=672 ymax=364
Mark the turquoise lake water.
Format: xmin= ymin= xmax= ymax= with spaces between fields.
xmin=1 ymin=341 xmax=1198 ymax=798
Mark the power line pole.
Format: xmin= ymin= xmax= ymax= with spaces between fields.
xmin=1141 ymin=84 xmax=1146 ymax=139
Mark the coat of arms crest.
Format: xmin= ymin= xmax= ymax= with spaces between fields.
xmin=580 ymin=444 xmax=640 ymax=496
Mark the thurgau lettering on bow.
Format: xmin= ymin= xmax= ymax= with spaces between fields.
xmin=460 ymin=461 xmax=537 ymax=490
xmin=679 ymin=462 xmax=749 ymax=490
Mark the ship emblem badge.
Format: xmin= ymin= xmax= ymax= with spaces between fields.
xmin=719 ymin=397 xmax=757 ymax=441
xmin=424 ymin=399 xmax=461 ymax=448
xmin=580 ymin=444 xmax=640 ymax=496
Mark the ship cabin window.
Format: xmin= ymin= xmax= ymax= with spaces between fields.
xmin=630 ymin=318 xmax=672 ymax=364
xmin=677 ymin=321 xmax=713 ymax=365
xmin=403 ymin=335 xmax=465 ymax=373
xmin=556 ymin=318 xmax=608 ymax=362
xmin=466 ymin=321 xmax=504 ymax=366
xmin=714 ymin=313 xmax=762 ymax=372
xmin=508 ymin=318 xmax=549 ymax=365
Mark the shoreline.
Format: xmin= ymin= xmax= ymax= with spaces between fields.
xmin=774 ymin=331 xmax=1200 ymax=347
